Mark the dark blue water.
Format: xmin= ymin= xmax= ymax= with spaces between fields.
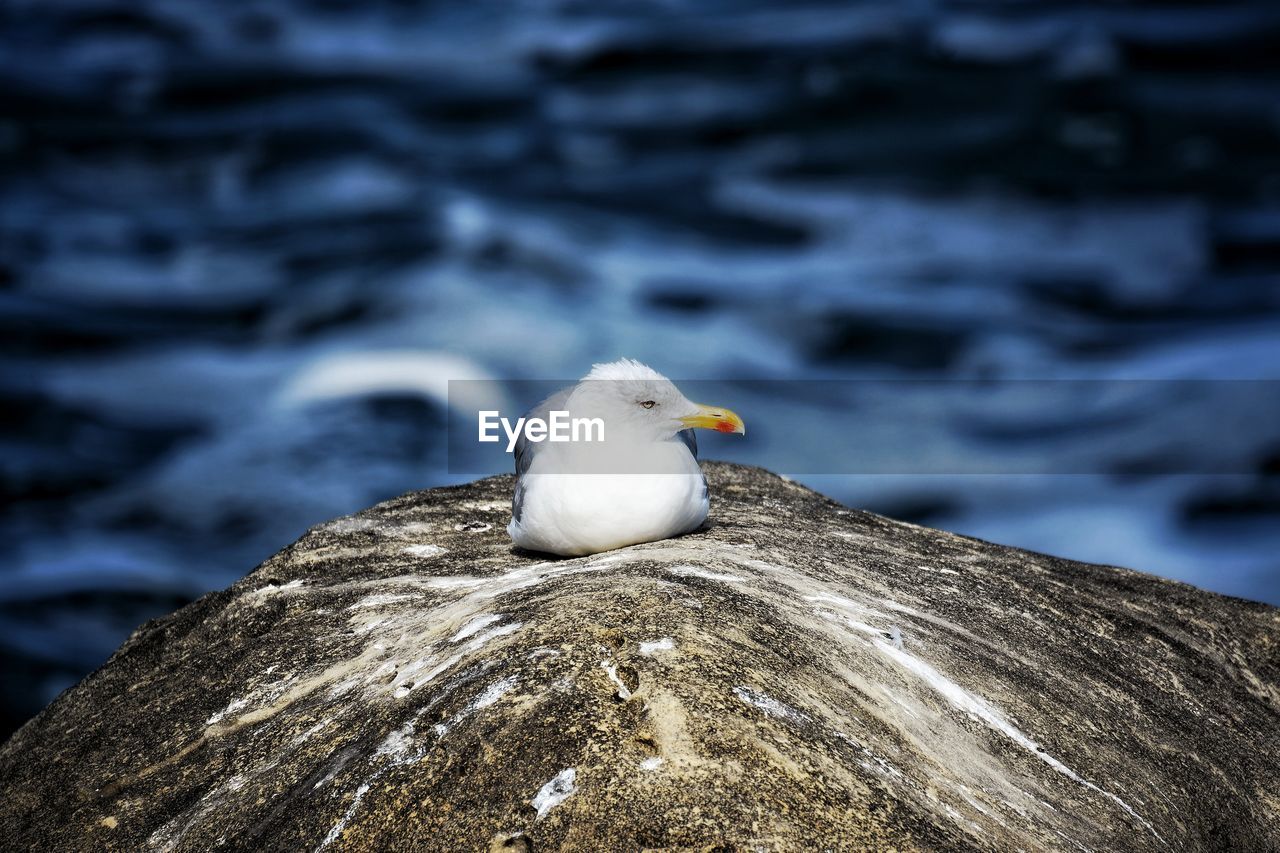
xmin=2 ymin=0 xmax=1279 ymax=736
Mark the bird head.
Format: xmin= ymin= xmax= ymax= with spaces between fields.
xmin=571 ymin=358 xmax=745 ymax=442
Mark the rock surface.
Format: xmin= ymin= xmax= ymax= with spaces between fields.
xmin=1 ymin=463 xmax=1277 ymax=851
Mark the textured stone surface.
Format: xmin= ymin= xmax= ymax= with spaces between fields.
xmin=1 ymin=463 xmax=1277 ymax=851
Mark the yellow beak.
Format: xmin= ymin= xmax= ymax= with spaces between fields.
xmin=679 ymin=403 xmax=746 ymax=435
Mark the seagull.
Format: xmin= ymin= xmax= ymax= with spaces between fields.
xmin=507 ymin=359 xmax=745 ymax=556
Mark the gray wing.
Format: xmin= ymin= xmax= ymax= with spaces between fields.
xmin=512 ymin=387 xmax=571 ymax=522
xmin=677 ymin=428 xmax=697 ymax=458
xmin=679 ymin=428 xmax=708 ymax=502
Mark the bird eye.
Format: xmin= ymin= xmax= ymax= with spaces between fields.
xmin=640 ymin=400 xmax=657 ymax=409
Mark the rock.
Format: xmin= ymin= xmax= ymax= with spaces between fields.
xmin=0 ymin=463 xmax=1276 ymax=851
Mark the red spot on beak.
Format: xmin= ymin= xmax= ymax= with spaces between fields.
xmin=715 ymin=420 xmax=736 ymax=433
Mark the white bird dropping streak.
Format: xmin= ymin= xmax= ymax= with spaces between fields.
xmin=505 ymin=359 xmax=745 ymax=556
xmin=531 ymin=769 xmax=577 ymax=820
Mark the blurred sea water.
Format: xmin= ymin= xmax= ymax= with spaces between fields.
xmin=2 ymin=0 xmax=1279 ymax=734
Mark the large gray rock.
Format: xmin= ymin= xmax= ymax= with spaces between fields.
xmin=1 ymin=463 xmax=1277 ymax=851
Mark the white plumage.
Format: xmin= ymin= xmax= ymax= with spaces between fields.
xmin=507 ymin=359 xmax=745 ymax=556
